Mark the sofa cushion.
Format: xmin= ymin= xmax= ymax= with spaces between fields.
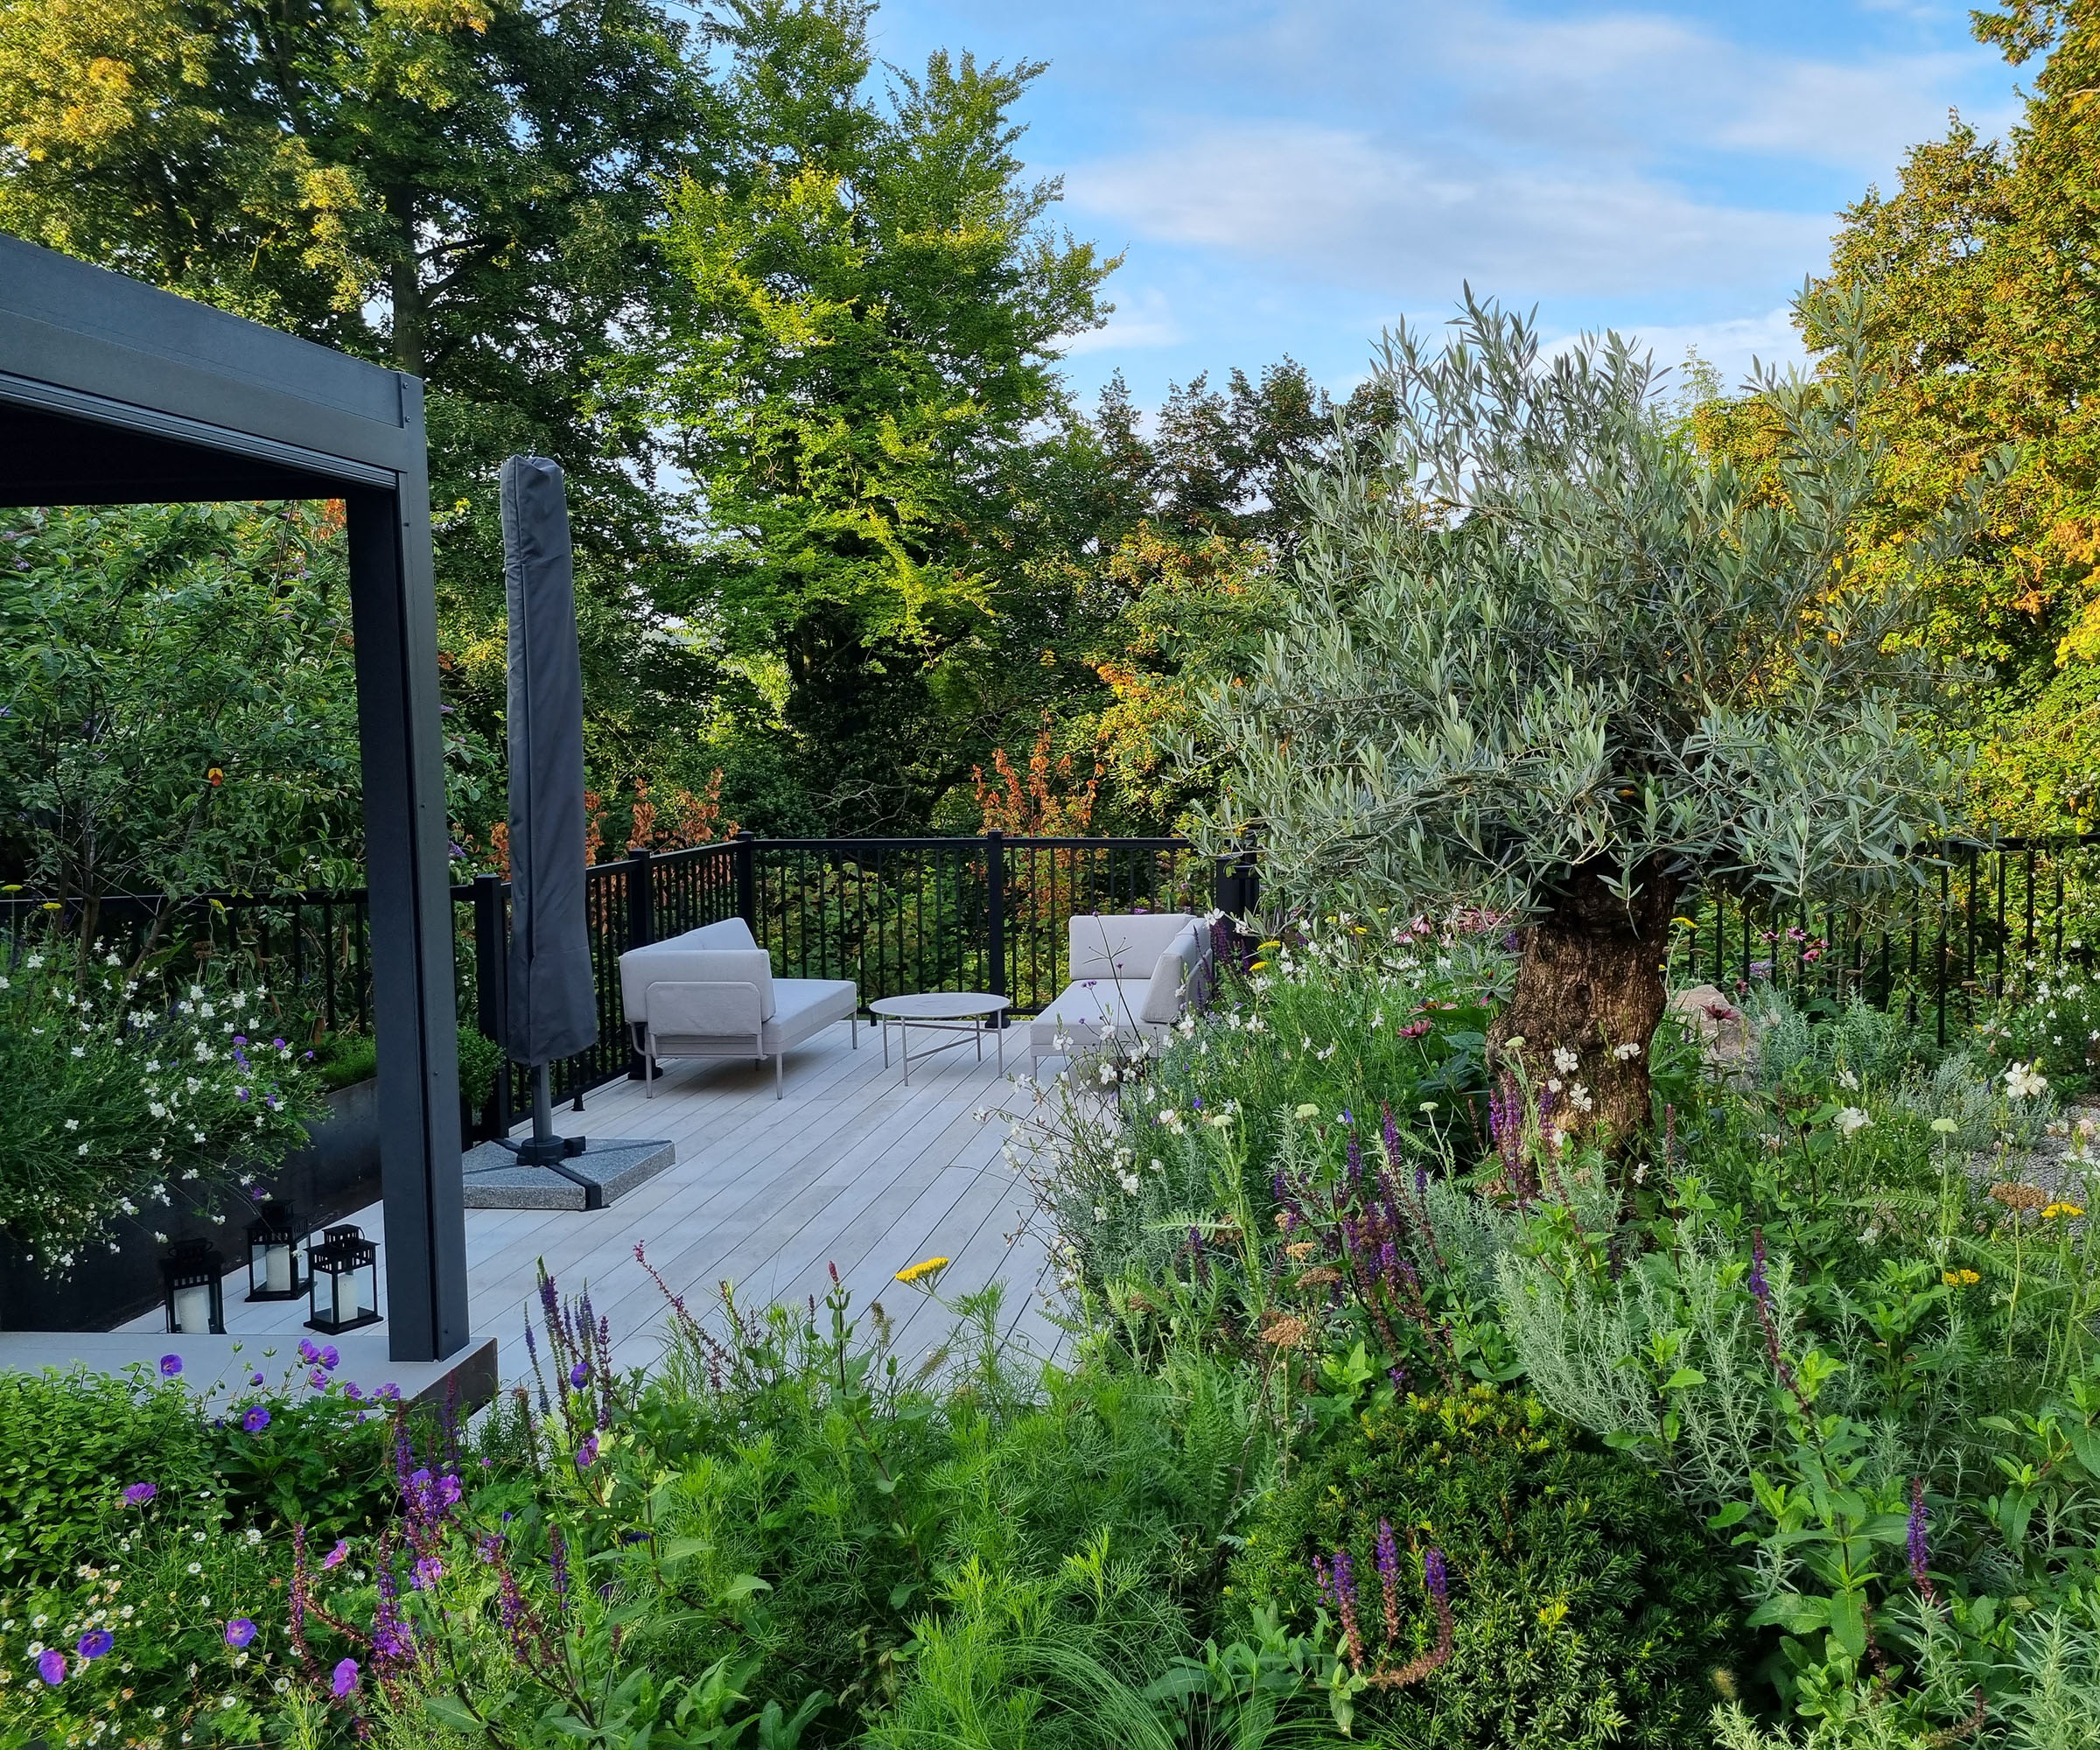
xmin=1139 ymin=920 xmax=1208 ymax=1025
xmin=1066 ymin=913 xmax=1199 ymax=983
xmin=763 ymin=978 xmax=858 ymax=1050
xmin=620 ymin=943 xmax=775 ymax=1023
xmin=1028 ymin=979 xmax=1143 ymax=1050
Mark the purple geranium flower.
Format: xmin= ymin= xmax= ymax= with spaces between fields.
xmin=242 ymin=1404 xmax=270 ymax=1433
xmin=298 ymin=1338 xmax=319 ymax=1364
xmin=412 ymin=1554 xmax=444 ymax=1592
xmin=249 ymin=1372 xmax=265 ymax=1387
xmin=224 ymin=1617 xmax=256 ymax=1649
xmin=158 ymin=1354 xmax=182 ymax=1376
xmin=77 ymin=1629 xmax=112 ymax=1660
xmin=323 ymin=1538 xmax=349 ymax=1570
xmin=332 ymin=1657 xmax=359 ymax=1698
xmin=121 ymin=1481 xmax=156 ymax=1507
xmin=319 ymin=1344 xmax=340 ymax=1370
xmin=575 ymin=1433 xmax=598 ymax=1471
xmin=308 ymin=1368 xmax=329 ymax=1389
xmin=36 ymin=1648 xmax=65 ymax=1686
xmin=569 ymin=1361 xmax=590 ymax=1390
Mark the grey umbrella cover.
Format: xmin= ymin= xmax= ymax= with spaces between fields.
xmin=502 ymin=455 xmax=598 ymax=1066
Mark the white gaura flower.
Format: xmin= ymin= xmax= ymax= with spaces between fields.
xmin=1837 ymin=1068 xmax=1859 ymax=1091
xmin=1834 ymin=1107 xmax=1872 ymax=1138
xmin=1614 ymin=1041 xmax=1642 ymax=1060
xmin=2005 ymin=1061 xmax=2049 ymax=1100
xmin=1552 ymin=1046 xmax=1579 ymax=1074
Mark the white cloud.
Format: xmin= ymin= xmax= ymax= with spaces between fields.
xmin=1544 ymin=305 xmax=1808 ymax=394
xmin=1057 ymin=285 xmax=1182 ymax=354
xmin=1066 ymin=122 xmax=1829 ymax=302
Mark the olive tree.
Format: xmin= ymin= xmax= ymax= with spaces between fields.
xmin=1188 ymin=292 xmax=1993 ymax=1143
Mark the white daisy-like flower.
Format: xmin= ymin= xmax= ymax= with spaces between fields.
xmin=2005 ymin=1061 xmax=2049 ymax=1100
xmin=1551 ymin=1046 xmax=1579 ymax=1074
xmin=1834 ymin=1107 xmax=1872 ymax=1138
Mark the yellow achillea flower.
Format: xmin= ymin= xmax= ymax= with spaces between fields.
xmin=2044 ymin=1203 xmax=2085 ymax=1221
xmin=894 ymin=1256 xmax=949 ymax=1284
xmin=1942 ymin=1269 xmax=1981 ymax=1287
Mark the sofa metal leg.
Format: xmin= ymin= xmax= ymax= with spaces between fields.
xmin=775 ymin=1052 xmax=784 ymax=1099
xmin=645 ymin=1040 xmax=654 ymax=1100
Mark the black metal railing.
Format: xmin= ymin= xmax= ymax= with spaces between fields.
xmin=1676 ymin=836 xmax=2100 ymax=1044
xmin=30 ymin=831 xmax=2091 ymax=1132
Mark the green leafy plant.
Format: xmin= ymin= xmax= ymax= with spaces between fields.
xmin=0 ymin=938 xmax=324 ymax=1264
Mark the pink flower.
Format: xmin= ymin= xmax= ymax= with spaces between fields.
xmin=323 ymin=1538 xmax=350 ymax=1570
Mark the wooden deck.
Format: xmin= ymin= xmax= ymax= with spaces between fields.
xmin=120 ymin=1018 xmax=1061 ymax=1383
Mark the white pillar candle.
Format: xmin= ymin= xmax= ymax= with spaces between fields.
xmin=331 ymin=1270 xmax=355 ymax=1326
xmin=263 ymin=1244 xmax=292 ymax=1294
xmin=172 ymin=1282 xmax=213 ymax=1335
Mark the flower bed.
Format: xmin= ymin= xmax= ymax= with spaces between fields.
xmin=8 ymin=917 xmax=2100 ymax=1747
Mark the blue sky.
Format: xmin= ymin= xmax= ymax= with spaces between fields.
xmin=865 ymin=0 xmax=2024 ymax=410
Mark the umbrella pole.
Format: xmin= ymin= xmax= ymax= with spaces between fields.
xmin=514 ymin=1062 xmax=578 ymax=1166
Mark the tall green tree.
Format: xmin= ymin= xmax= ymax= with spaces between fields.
xmin=657 ymin=0 xmax=1116 ymax=830
xmin=1192 ymin=296 xmax=1989 ymax=1145
xmin=1805 ymin=0 xmax=2100 ymax=829
xmin=0 ymin=0 xmax=722 ymax=862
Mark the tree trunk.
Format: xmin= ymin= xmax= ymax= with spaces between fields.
xmin=388 ymin=190 xmax=425 ymax=377
xmin=1490 ymin=861 xmax=1677 ymax=1156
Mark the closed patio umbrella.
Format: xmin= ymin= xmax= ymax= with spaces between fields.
xmin=500 ymin=455 xmax=595 ymax=1166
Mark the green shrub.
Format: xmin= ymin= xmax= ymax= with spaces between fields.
xmin=0 ymin=942 xmax=324 ymax=1266
xmin=0 ymin=1367 xmax=214 ymax=1591
xmin=311 ymin=1026 xmax=503 ymax=1110
xmin=1231 ymin=1386 xmax=1737 ymax=1748
xmin=0 ymin=1354 xmax=396 ymax=1750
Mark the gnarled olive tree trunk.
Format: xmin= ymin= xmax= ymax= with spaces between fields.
xmin=1489 ymin=862 xmax=1677 ymax=1152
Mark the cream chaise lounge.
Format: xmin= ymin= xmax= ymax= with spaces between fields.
xmin=618 ymin=917 xmax=857 ymax=1098
xmin=1028 ymin=912 xmax=1212 ymax=1074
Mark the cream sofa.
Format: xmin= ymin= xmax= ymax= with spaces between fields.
xmin=618 ymin=917 xmax=856 ymax=1098
xmin=1028 ymin=913 xmax=1212 ymax=1074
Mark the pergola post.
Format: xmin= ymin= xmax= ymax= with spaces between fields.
xmin=348 ymin=472 xmax=469 ymax=1361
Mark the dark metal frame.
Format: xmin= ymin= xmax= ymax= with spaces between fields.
xmin=0 ymin=237 xmax=469 ymax=1362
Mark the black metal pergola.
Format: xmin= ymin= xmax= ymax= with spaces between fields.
xmin=0 ymin=236 xmax=469 ymax=1362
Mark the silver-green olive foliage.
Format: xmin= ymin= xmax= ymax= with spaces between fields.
xmin=1187 ymin=292 xmax=1997 ymax=926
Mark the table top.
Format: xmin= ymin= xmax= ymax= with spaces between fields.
xmin=870 ymin=991 xmax=1012 ymax=1019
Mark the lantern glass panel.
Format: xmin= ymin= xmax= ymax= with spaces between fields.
xmin=246 ymin=1201 xmax=303 ymax=1300
xmin=161 ymin=1240 xmax=225 ymax=1336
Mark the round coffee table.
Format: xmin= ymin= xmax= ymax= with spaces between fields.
xmin=869 ymin=992 xmax=1012 ymax=1084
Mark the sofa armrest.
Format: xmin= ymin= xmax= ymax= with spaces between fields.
xmin=620 ymin=946 xmax=774 ymax=1021
xmin=642 ymin=978 xmax=766 ymax=1040
xmin=1139 ymin=921 xmax=1210 ymax=1025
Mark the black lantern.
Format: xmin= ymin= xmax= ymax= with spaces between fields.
xmin=305 ymin=1224 xmax=380 ymax=1334
xmin=160 ymin=1239 xmax=226 ymax=1336
xmin=245 ymin=1200 xmax=306 ymax=1301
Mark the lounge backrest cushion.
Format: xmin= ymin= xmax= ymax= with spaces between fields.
xmin=620 ymin=943 xmax=775 ymax=1023
xmin=1139 ymin=920 xmax=1209 ymax=1025
xmin=666 ymin=917 xmax=757 ymax=952
xmin=1066 ymin=913 xmax=1198 ymax=984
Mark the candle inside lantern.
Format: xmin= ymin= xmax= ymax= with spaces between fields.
xmin=263 ymin=1243 xmax=292 ymax=1294
xmin=172 ymin=1282 xmax=213 ymax=1335
xmin=332 ymin=1268 xmax=358 ymax=1326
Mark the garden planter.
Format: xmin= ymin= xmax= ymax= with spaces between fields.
xmin=0 ymin=1079 xmax=385 ymax=1332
